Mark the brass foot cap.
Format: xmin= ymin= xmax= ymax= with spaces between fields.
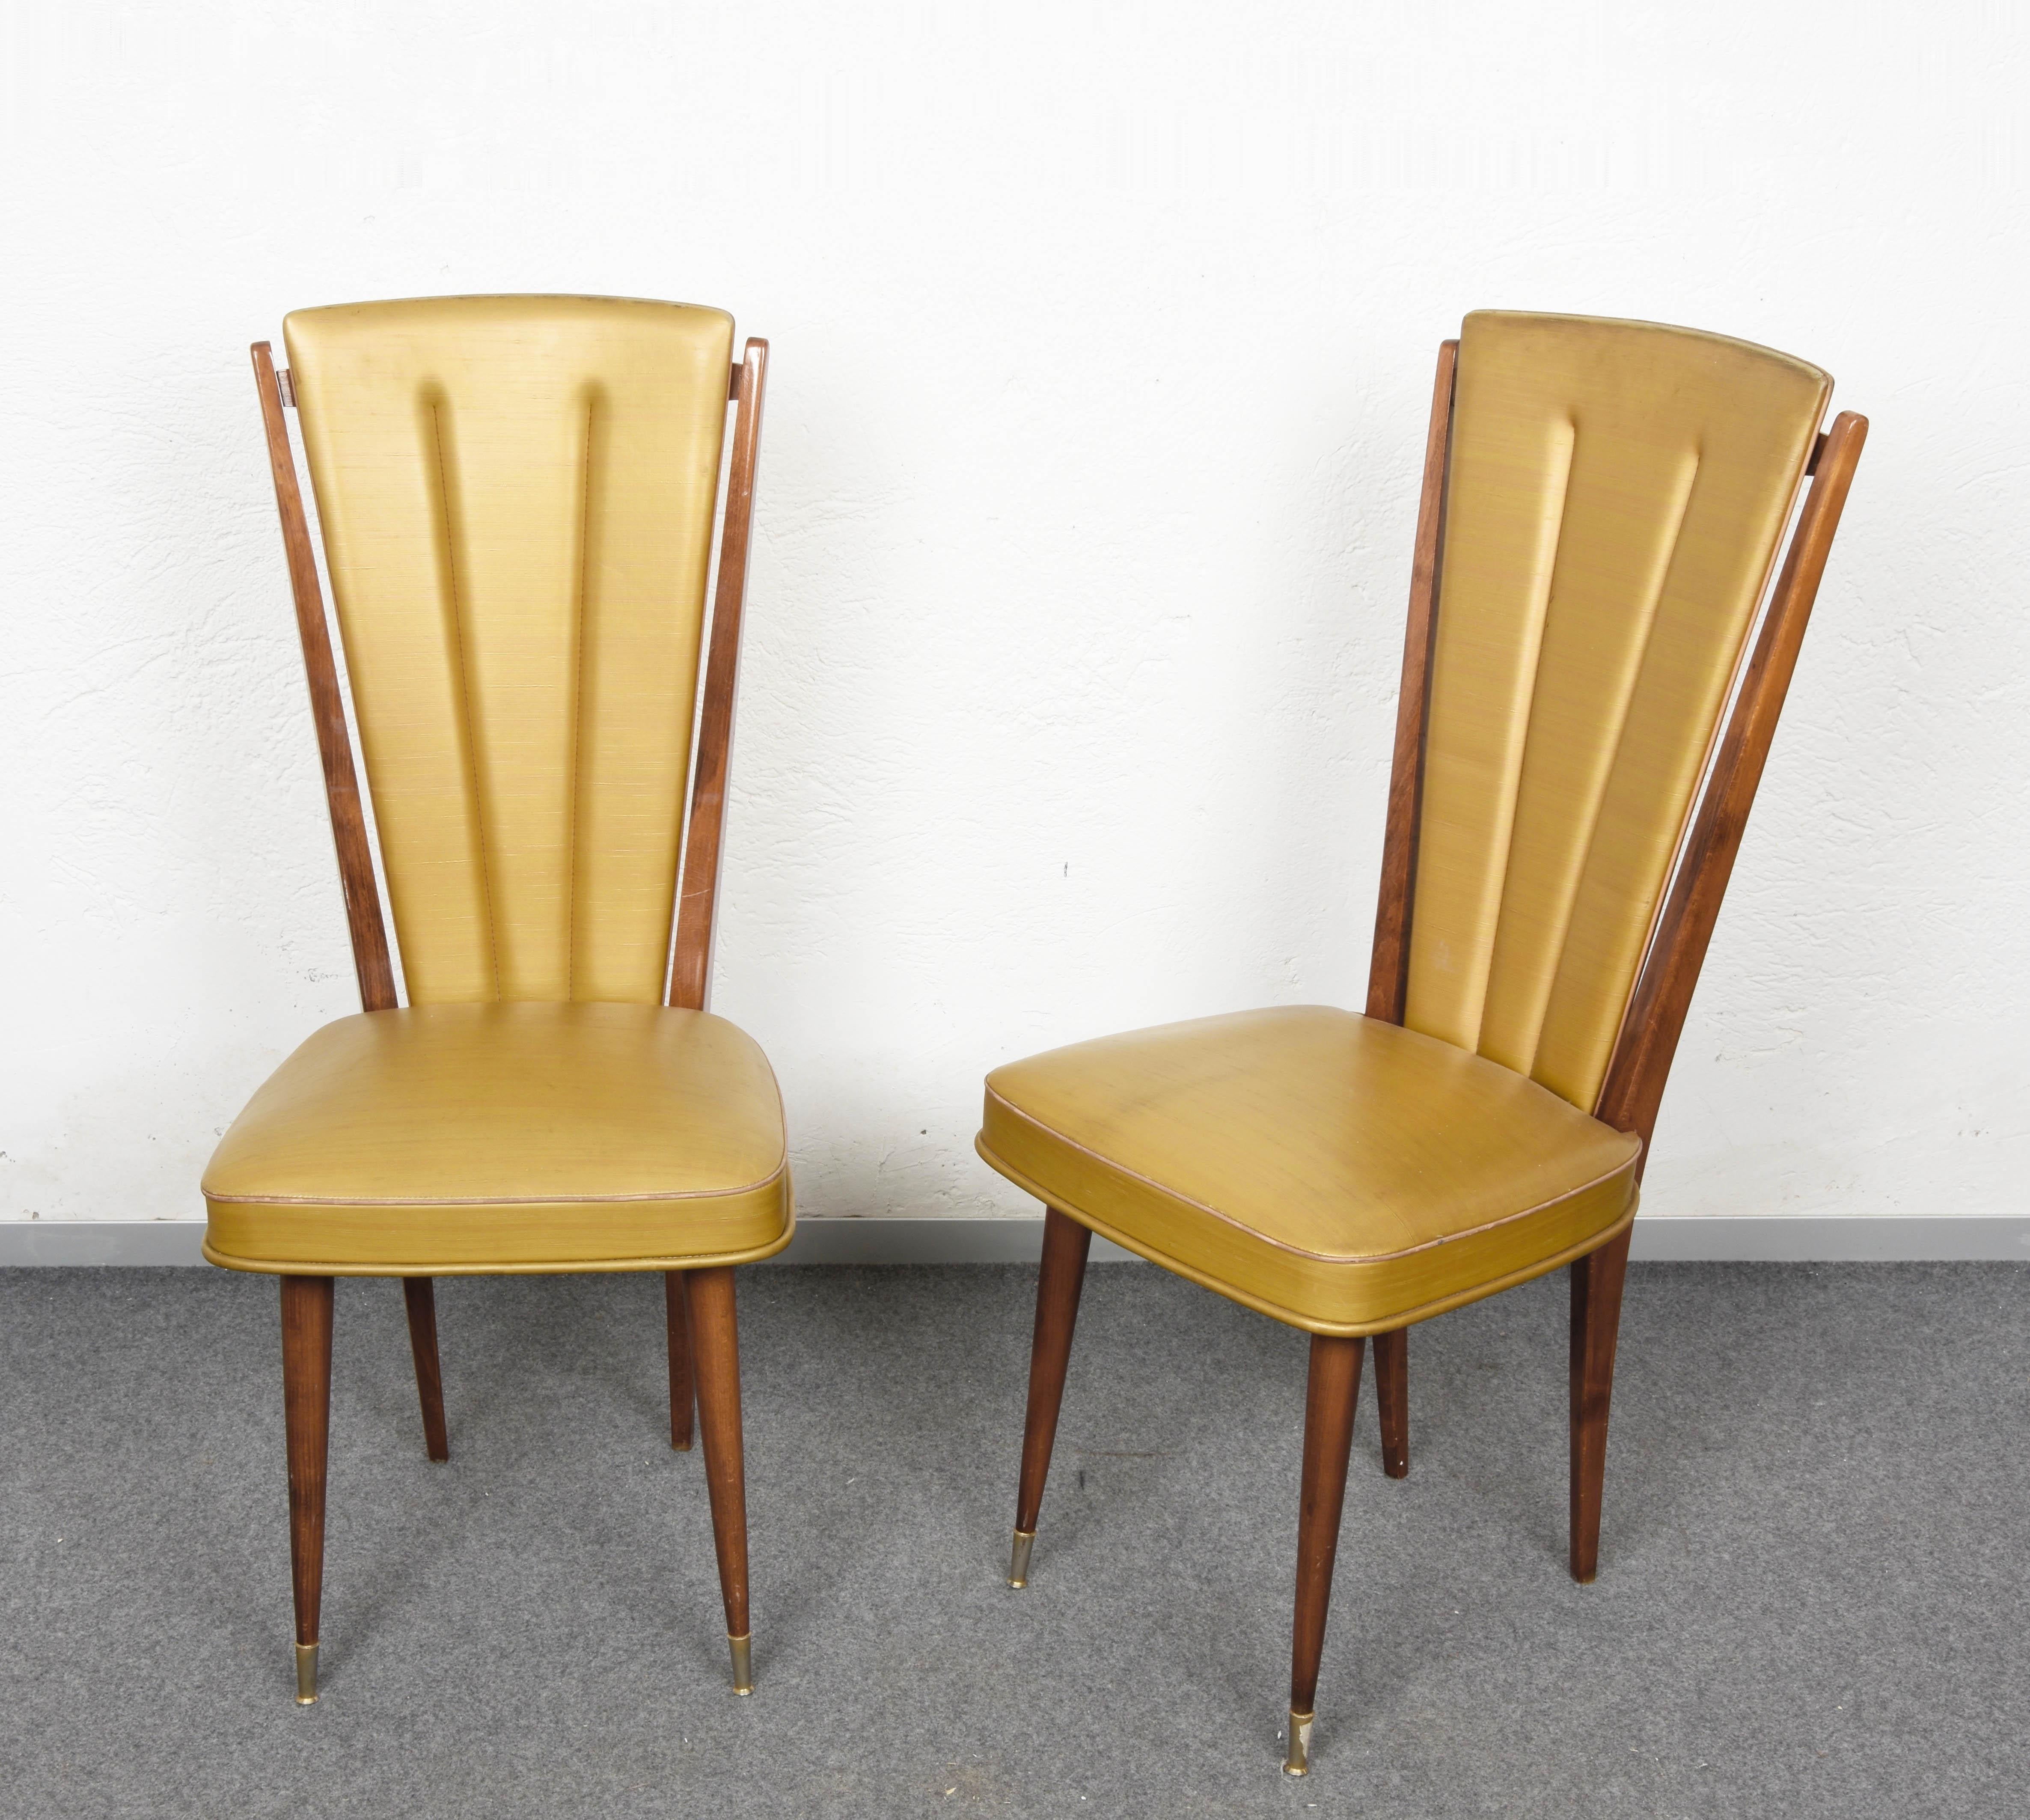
xmin=1283 ymin=1710 xmax=1313 ymax=1776
xmin=1008 ymin=1529 xmax=1035 ymax=1590
xmin=294 ymin=1642 xmax=319 ymax=1705
xmin=728 ymin=1632 xmax=753 ymax=1695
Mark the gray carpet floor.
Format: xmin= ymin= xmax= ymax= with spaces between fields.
xmin=1 ymin=1260 xmax=2024 ymax=1819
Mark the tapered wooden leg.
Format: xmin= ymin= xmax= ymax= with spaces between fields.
xmin=665 ymin=1270 xmax=697 ymax=1451
xmin=1008 ymin=1204 xmax=1093 ymax=1588
xmin=280 ymin=1274 xmax=334 ymax=1704
xmin=1569 ymin=1226 xmax=1633 ymax=1585
xmin=687 ymin=1266 xmax=752 ymax=1692
xmin=1287 ymin=1333 xmax=1364 ymax=1775
xmin=401 ymin=1277 xmax=449 ymax=1463
xmin=1372 ymin=1326 xmax=1409 ymax=1478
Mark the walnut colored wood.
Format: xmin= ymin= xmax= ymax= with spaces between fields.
xmin=1361 ymin=393 xmax=1867 ymax=1521
xmin=245 ymin=315 xmax=778 ymax=1704
xmin=401 ymin=1277 xmax=449 ymax=1462
xmin=1014 ymin=1207 xmax=1094 ymax=1538
xmin=1355 ymin=342 xmax=1455 ymax=1481
xmin=280 ymin=1276 xmax=335 ymax=1649
xmin=1594 ymin=412 xmax=1870 ymax=1157
xmin=1568 ymin=1224 xmax=1632 ymax=1582
xmin=1365 ymin=339 xmax=1457 ymax=1025
xmin=250 ymin=342 xmax=396 ymax=1014
xmin=687 ymin=1267 xmax=750 ymax=1642
xmin=1371 ymin=1327 xmax=1409 ymax=1478
xmin=1561 ymin=414 xmax=1865 ymax=1585
xmin=1290 ymin=1335 xmax=1364 ymax=1723
xmin=671 ymin=338 xmax=770 ymax=1012
xmin=976 ymin=335 xmax=1865 ymax=1772
xmin=665 ymin=1270 xmax=697 ymax=1451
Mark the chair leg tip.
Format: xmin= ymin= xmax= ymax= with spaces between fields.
xmin=1282 ymin=1709 xmax=1312 ymax=1775
xmin=1007 ymin=1529 xmax=1035 ymax=1589
xmin=728 ymin=1633 xmax=753 ymax=1694
xmin=293 ymin=1642 xmax=318 ymax=1704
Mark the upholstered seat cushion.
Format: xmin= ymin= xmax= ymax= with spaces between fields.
xmin=203 ymin=1003 xmax=793 ymax=1274
xmin=977 ymin=1005 xmax=1639 ymax=1336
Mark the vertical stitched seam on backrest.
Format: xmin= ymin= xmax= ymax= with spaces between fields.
xmin=431 ymin=396 xmax=501 ymax=1000
xmin=1471 ymin=415 xmax=1577 ymax=1054
xmin=1589 ymin=415 xmax=1819 ymax=1118
xmin=1525 ymin=444 xmax=1703 ymax=1086
xmin=566 ymin=392 xmax=595 ymax=1002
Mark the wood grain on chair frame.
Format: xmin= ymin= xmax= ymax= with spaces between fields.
xmin=246 ymin=316 xmax=773 ymax=1703
xmin=989 ymin=321 xmax=1868 ymax=1776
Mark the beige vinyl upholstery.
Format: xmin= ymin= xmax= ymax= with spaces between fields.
xmin=978 ymin=312 xmax=1831 ymax=1331
xmin=1408 ymin=313 xmax=1829 ymax=1109
xmin=285 ymin=294 xmax=734 ymax=1005
xmin=204 ymin=1005 xmax=790 ymax=1275
xmin=205 ymin=296 xmax=791 ymax=1275
xmin=981 ymin=1008 xmax=1639 ymax=1335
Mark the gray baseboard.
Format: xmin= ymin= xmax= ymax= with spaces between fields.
xmin=770 ymin=1219 xmax=1145 ymax=1265
xmin=1 ymin=1216 xmax=2024 ymax=1269
xmin=0 ymin=1222 xmax=211 ymax=1266
xmin=1626 ymin=1216 xmax=2030 ymax=1262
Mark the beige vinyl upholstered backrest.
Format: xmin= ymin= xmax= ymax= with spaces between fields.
xmin=1403 ymin=312 xmax=1831 ymax=1112
xmin=284 ymin=295 xmax=736 ymax=1006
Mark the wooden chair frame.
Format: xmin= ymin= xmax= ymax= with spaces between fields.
xmin=248 ymin=330 xmax=770 ymax=1701
xmin=1010 ymin=338 xmax=1867 ymax=1771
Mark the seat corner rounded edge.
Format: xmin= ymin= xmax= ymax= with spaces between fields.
xmin=980 ymin=1058 xmax=1024 ymax=1100
xmin=972 ymin=1126 xmax=1021 ymax=1189
xmin=196 ymin=1145 xmax=262 ymax=1207
xmin=760 ymin=1166 xmax=798 ymax=1257
xmin=746 ymin=1206 xmax=797 ymax=1266
xmin=976 ymin=1075 xmax=1037 ymax=1148
xmin=196 ymin=1219 xmax=268 ymax=1276
xmin=692 ymin=1163 xmax=797 ymax=1269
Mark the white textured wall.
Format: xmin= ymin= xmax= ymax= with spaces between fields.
xmin=2 ymin=3 xmax=2024 ymax=1230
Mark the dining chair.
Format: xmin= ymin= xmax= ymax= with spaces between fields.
xmin=202 ymin=296 xmax=784 ymax=1704
xmin=975 ymin=311 xmax=1867 ymax=1774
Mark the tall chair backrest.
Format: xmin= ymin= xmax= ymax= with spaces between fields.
xmin=257 ymin=295 xmax=768 ymax=1014
xmin=1368 ymin=312 xmax=1866 ymax=1149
